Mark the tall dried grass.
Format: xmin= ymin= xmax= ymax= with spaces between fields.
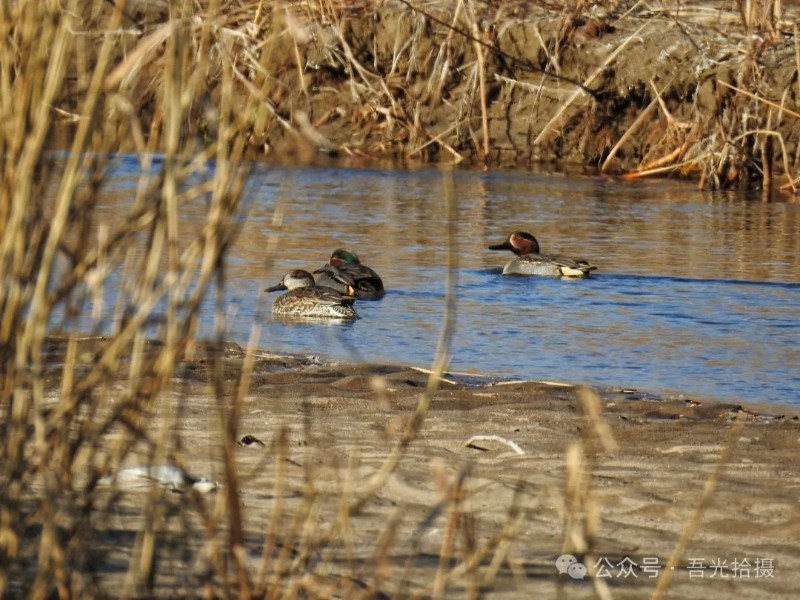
xmin=0 ymin=1 xmax=256 ymax=596
xmin=0 ymin=2 xmax=470 ymax=596
xmin=17 ymin=0 xmax=788 ymax=191
xmin=253 ymin=0 xmax=800 ymax=192
xmin=0 ymin=0 xmax=755 ymax=597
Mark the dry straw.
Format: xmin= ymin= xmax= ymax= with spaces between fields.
xmin=0 ymin=0 xmax=772 ymax=597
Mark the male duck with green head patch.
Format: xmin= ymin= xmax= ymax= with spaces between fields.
xmin=314 ymin=248 xmax=385 ymax=300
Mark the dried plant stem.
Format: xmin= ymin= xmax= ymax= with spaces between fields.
xmin=534 ymin=19 xmax=653 ymax=146
xmin=432 ymin=471 xmax=467 ymax=600
xmin=652 ymin=414 xmax=746 ymax=600
xmin=795 ymin=24 xmax=800 ymax=103
xmin=718 ymin=79 xmax=800 ymax=120
xmin=352 ymin=169 xmax=458 ymax=511
xmin=466 ymin=0 xmax=490 ymax=163
xmin=733 ymin=128 xmax=795 ymax=193
xmin=621 ymin=153 xmax=712 ymax=180
xmin=25 ymin=2 xmax=125 ymax=348
xmin=601 ymin=96 xmax=658 ymax=172
xmin=255 ymin=429 xmax=288 ymax=595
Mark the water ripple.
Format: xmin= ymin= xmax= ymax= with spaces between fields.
xmin=65 ymin=162 xmax=800 ymax=407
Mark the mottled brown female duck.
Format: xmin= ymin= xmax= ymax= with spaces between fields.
xmin=266 ymin=269 xmax=358 ymax=320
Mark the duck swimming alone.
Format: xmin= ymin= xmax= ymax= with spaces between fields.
xmin=313 ymin=248 xmax=385 ymax=300
xmin=488 ymin=231 xmax=597 ymax=278
xmin=266 ymin=269 xmax=359 ymax=319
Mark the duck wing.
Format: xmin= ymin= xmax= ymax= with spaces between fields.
xmin=506 ymin=253 xmax=596 ymax=277
xmin=540 ymin=253 xmax=597 ymax=271
xmin=313 ymin=264 xmax=355 ymax=292
xmin=536 ymin=252 xmax=597 ymax=277
xmin=314 ymin=263 xmax=385 ymax=299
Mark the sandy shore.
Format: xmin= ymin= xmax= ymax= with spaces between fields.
xmin=64 ymin=342 xmax=798 ymax=598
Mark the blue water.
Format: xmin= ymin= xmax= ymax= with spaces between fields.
xmin=62 ymin=158 xmax=800 ymax=407
xmin=253 ymin=268 xmax=800 ymax=406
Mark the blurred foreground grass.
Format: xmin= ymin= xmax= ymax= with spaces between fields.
xmin=0 ymin=1 xmax=777 ymax=597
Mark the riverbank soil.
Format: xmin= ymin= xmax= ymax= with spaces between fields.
xmin=13 ymin=341 xmax=800 ymax=598
xmin=109 ymin=0 xmax=800 ymax=191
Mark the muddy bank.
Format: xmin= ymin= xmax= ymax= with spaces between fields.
xmin=44 ymin=2 xmax=800 ymax=190
xmin=14 ymin=339 xmax=800 ymax=597
xmin=121 ymin=0 xmax=800 ymax=190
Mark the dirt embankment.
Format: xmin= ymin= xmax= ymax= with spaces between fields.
xmin=203 ymin=0 xmax=800 ymax=190
xmin=52 ymin=1 xmax=800 ymax=191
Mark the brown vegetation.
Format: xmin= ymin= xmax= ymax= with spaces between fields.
xmin=2 ymin=1 xmax=799 ymax=598
xmin=33 ymin=0 xmax=800 ymax=193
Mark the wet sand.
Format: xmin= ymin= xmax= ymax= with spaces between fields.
xmin=88 ymin=342 xmax=800 ymax=598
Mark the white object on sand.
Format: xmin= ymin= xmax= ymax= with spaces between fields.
xmin=99 ymin=465 xmax=218 ymax=493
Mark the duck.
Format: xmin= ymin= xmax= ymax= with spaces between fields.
xmin=266 ymin=269 xmax=358 ymax=320
xmin=313 ymin=248 xmax=385 ymax=300
xmin=488 ymin=231 xmax=597 ymax=278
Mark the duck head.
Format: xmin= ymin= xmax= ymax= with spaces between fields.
xmin=266 ymin=269 xmax=316 ymax=292
xmin=328 ymin=248 xmax=361 ymax=266
xmin=488 ymin=231 xmax=541 ymax=256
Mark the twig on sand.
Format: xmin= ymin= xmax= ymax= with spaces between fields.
xmin=465 ymin=435 xmax=525 ymax=455
xmin=409 ymin=365 xmax=459 ymax=385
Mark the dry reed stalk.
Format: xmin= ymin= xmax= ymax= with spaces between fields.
xmin=422 ymin=1 xmax=463 ymax=103
xmin=1 ymin=4 xmax=98 ymax=595
xmin=465 ymin=0 xmax=490 ymax=164
xmin=254 ymin=427 xmax=289 ymax=595
xmin=578 ymin=388 xmax=617 ymax=455
xmin=533 ymin=18 xmax=654 ymax=147
xmin=408 ymin=121 xmax=466 ymax=162
xmin=795 ymin=24 xmax=800 ymax=103
xmin=480 ymin=490 xmax=525 ymax=588
xmin=600 ymin=95 xmax=659 ymax=173
xmin=431 ymin=470 xmax=467 ymax=600
xmin=24 ymin=0 xmax=124 ymax=347
xmin=651 ymin=414 xmax=747 ymax=600
xmin=709 ymin=81 xmax=799 ymax=190
xmin=212 ymin=46 xmax=254 ymax=600
xmin=121 ymin=382 xmax=178 ymax=598
xmin=103 ymin=23 xmax=174 ymax=93
xmin=1 ymin=0 xmax=261 ymax=595
xmin=352 ymin=168 xmax=458 ymax=511
xmin=371 ymin=508 xmax=406 ymax=591
xmin=553 ymin=388 xmax=617 ymax=599
xmin=620 ymin=155 xmax=712 ymax=181
xmin=286 ymin=8 xmax=311 ymax=101
xmin=419 ymin=480 xmax=526 ymax=596
xmin=718 ymin=80 xmax=800 ymax=122
xmin=632 ymin=138 xmax=695 ymax=174
xmin=737 ymin=128 xmax=795 ymax=194
xmin=260 ymin=429 xmax=323 ymax=597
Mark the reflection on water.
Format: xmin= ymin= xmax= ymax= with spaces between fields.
xmin=75 ymin=159 xmax=800 ymax=407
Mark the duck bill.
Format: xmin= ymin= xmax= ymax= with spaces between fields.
xmin=488 ymin=240 xmax=513 ymax=251
xmin=265 ymin=282 xmax=287 ymax=293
